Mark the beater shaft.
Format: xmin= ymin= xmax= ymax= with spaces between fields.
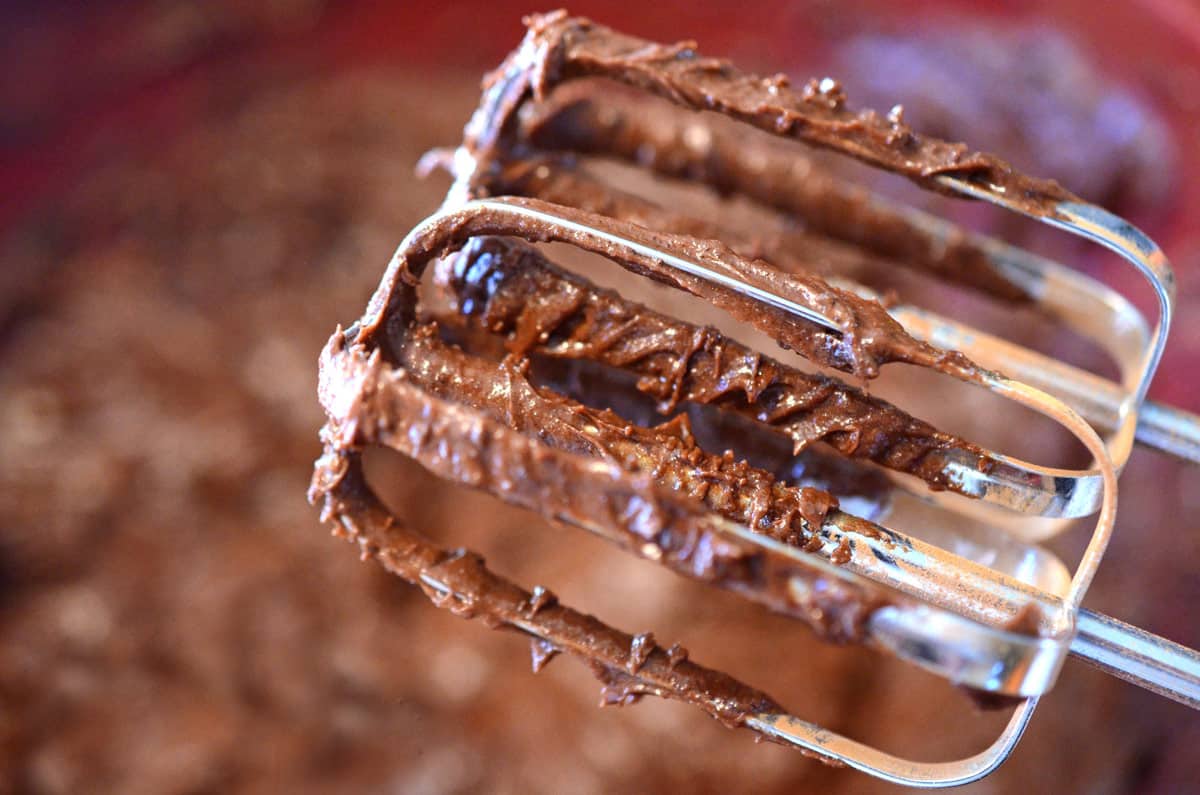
xmin=1073 ymin=610 xmax=1200 ymax=710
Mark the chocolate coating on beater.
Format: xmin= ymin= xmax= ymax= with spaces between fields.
xmin=465 ymin=12 xmax=1081 ymax=217
xmin=476 ymin=154 xmax=890 ymax=287
xmin=377 ymin=194 xmax=983 ymax=381
xmin=516 ymin=350 xmax=895 ymax=519
xmin=520 ymin=81 xmax=1033 ymax=301
xmin=309 ymin=447 xmax=794 ymax=742
xmin=322 ymin=325 xmax=886 ymax=630
xmin=436 ymin=236 xmax=996 ymax=493
xmin=309 ymin=330 xmax=896 ymax=753
xmin=443 ymin=12 xmax=1018 ymax=381
xmin=393 ymin=326 xmax=843 ymax=551
xmin=309 ymin=11 xmax=1069 ymax=748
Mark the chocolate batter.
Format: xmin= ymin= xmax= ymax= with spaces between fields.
xmin=311 ymin=453 xmax=790 ymax=738
xmin=518 ymin=81 xmax=1033 ymax=301
xmin=434 ymin=236 xmax=995 ymax=493
xmin=7 ymin=4 xmax=1193 ymax=791
xmin=367 ymin=194 xmax=983 ymax=381
xmin=459 ymin=12 xmax=1082 ymax=215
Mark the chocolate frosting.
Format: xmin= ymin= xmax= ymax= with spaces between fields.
xmin=316 ymin=331 xmax=885 ymax=638
xmin=463 ymin=12 xmax=1080 ymax=214
xmin=396 ymin=327 xmax=842 ymax=551
xmin=310 ymin=452 xmax=790 ymax=738
xmin=435 ymin=236 xmax=995 ymax=493
xmin=430 ymin=12 xmax=1013 ymax=383
xmin=519 ymin=81 xmax=1033 ymax=301
xmin=310 ymin=330 xmax=891 ymax=754
xmin=372 ymin=195 xmax=983 ymax=382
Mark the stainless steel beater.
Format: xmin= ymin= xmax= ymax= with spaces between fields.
xmin=313 ymin=12 xmax=1200 ymax=788
xmin=384 ymin=194 xmax=1199 ymax=786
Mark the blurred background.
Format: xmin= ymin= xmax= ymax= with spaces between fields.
xmin=2 ymin=1 xmax=1199 ymax=792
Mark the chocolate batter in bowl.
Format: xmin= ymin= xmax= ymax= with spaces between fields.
xmin=2 ymin=2 xmax=1199 ymax=792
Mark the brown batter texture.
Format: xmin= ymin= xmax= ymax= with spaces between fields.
xmin=4 ymin=6 xmax=1196 ymax=794
xmin=462 ymin=12 xmax=1081 ymax=214
xmin=433 ymin=236 xmax=995 ymax=493
xmin=518 ymin=80 xmax=1034 ymax=301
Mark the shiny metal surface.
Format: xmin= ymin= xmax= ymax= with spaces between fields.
xmin=818 ymin=511 xmax=1200 ymax=708
xmin=731 ymin=513 xmax=1072 ymax=697
xmin=392 ymin=159 xmax=1197 ymax=786
xmin=744 ymin=701 xmax=1039 ymax=788
xmin=870 ymin=606 xmax=1066 ymax=695
xmin=1133 ymin=399 xmax=1200 ymax=462
xmin=816 ymin=179 xmax=1180 ymax=523
xmin=1072 ymin=610 xmax=1200 ymax=710
xmin=874 ymin=196 xmax=1200 ymax=463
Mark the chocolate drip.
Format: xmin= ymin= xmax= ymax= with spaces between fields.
xmin=436 ymin=236 xmax=994 ymax=493
xmin=628 ymin=633 xmax=656 ymax=674
xmin=530 ymin=638 xmax=560 ymax=673
xmin=525 ymin=585 xmax=558 ymax=617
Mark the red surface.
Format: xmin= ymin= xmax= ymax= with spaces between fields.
xmin=2 ymin=0 xmax=1198 ymax=399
